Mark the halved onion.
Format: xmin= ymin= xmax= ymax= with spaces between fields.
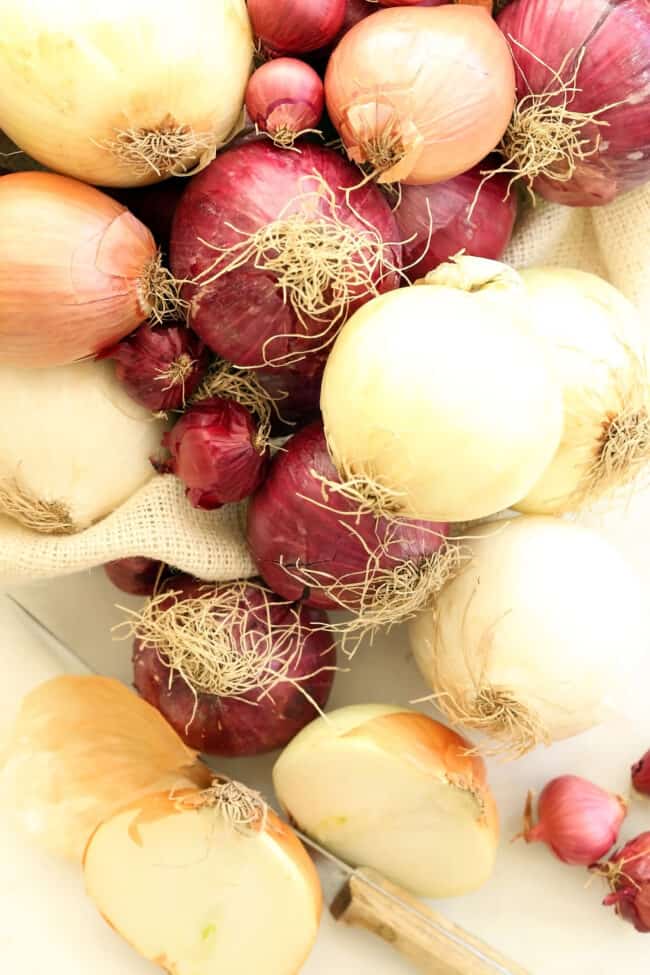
xmin=84 ymin=782 xmax=321 ymax=975
xmin=0 ymin=675 xmax=210 ymax=860
xmin=273 ymin=703 xmax=499 ymax=897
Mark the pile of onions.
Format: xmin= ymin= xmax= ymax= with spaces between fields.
xmin=102 ymin=322 xmax=210 ymax=412
xmin=0 ymin=173 xmax=174 ymax=367
xmin=247 ymin=421 xmax=451 ymax=643
xmin=521 ymin=775 xmax=627 ymax=865
xmin=0 ymin=0 xmax=253 ymax=186
xmin=171 ymin=140 xmax=401 ymax=368
xmin=273 ymin=704 xmax=499 ymax=897
xmin=513 ymin=268 xmax=650 ymax=514
xmin=104 ymin=557 xmax=170 ymax=597
xmin=0 ymin=359 xmax=166 ymax=534
xmin=245 ymin=59 xmax=324 ymax=147
xmin=247 ymin=0 xmax=345 ymax=55
xmin=409 ymin=515 xmax=646 ymax=756
xmin=325 ymin=6 xmax=515 ymax=184
xmin=595 ymin=833 xmax=650 ymax=933
xmin=0 ymin=675 xmax=210 ymax=860
xmin=394 ymin=165 xmax=517 ymax=280
xmin=496 ymin=0 xmax=650 ymax=206
xmin=84 ymin=778 xmax=322 ymax=974
xmin=129 ymin=576 xmax=336 ymax=755
xmin=321 ymin=256 xmax=563 ymax=523
xmin=158 ymin=397 xmax=270 ymax=510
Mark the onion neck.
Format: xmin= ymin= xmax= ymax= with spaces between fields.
xmin=420 ymin=256 xmax=523 ymax=296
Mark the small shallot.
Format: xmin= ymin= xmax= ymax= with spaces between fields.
xmin=245 ymin=59 xmax=324 ymax=147
xmin=632 ymin=750 xmax=650 ymax=797
xmin=104 ymin=557 xmax=169 ymax=597
xmin=521 ymin=775 xmax=627 ymax=866
xmin=595 ymin=832 xmax=650 ymax=933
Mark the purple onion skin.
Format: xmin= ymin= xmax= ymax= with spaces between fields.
xmin=102 ymin=322 xmax=210 ymax=411
xmin=133 ymin=579 xmax=336 ymax=756
xmin=632 ymin=750 xmax=650 ymax=796
xmin=161 ymin=397 xmax=270 ymax=510
xmin=247 ymin=420 xmax=449 ymax=610
xmin=395 ymin=165 xmax=517 ymax=281
xmin=257 ymin=350 xmax=327 ymax=435
xmin=598 ymin=832 xmax=650 ymax=933
xmin=170 ymin=140 xmax=401 ymax=368
xmin=497 ymin=0 xmax=650 ymax=206
xmin=104 ymin=557 xmax=168 ymax=597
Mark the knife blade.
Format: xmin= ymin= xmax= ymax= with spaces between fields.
xmin=6 ymin=594 xmax=529 ymax=975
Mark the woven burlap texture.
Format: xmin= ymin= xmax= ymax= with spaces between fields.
xmin=1 ymin=183 xmax=648 ymax=587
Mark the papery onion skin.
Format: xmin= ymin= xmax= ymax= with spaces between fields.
xmin=247 ymin=420 xmax=448 ymax=609
xmin=395 ymin=166 xmax=517 ymax=280
xmin=248 ymin=0 xmax=346 ymax=55
xmin=523 ymin=775 xmax=627 ymax=866
xmin=325 ymin=6 xmax=515 ymax=184
xmin=133 ymin=577 xmax=336 ymax=756
xmin=170 ymin=140 xmax=401 ymax=368
xmin=0 ymin=172 xmax=159 ymax=367
xmin=597 ymin=832 xmax=650 ymax=933
xmin=632 ymin=750 xmax=650 ymax=797
xmin=159 ymin=397 xmax=270 ymax=510
xmin=102 ymin=323 xmax=210 ymax=412
xmin=104 ymin=557 xmax=170 ymax=596
xmin=245 ymin=59 xmax=324 ymax=144
xmin=0 ymin=0 xmax=253 ymax=187
xmin=497 ymin=0 xmax=650 ymax=206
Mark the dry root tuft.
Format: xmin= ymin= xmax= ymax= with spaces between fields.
xmin=309 ymin=466 xmax=406 ymax=522
xmin=191 ymin=172 xmax=402 ymax=365
xmin=101 ymin=117 xmax=215 ymax=179
xmin=177 ymin=776 xmax=268 ymax=836
xmin=193 ymin=361 xmax=275 ymax=449
xmin=588 ymin=405 xmax=650 ymax=501
xmin=431 ymin=686 xmax=550 ymax=759
xmin=0 ymin=479 xmax=76 ymax=535
xmin=140 ymin=252 xmax=189 ymax=325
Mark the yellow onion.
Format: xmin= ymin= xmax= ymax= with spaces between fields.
xmin=0 ymin=675 xmax=211 ymax=861
xmin=0 ymin=0 xmax=253 ymax=187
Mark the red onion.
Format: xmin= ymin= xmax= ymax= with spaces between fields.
xmin=247 ymin=420 xmax=450 ymax=612
xmin=497 ymin=0 xmax=650 ymax=206
xmin=632 ymin=750 xmax=650 ymax=796
xmin=596 ymin=832 xmax=650 ymax=933
xmin=171 ymin=140 xmax=401 ymax=368
xmin=132 ymin=576 xmax=336 ymax=756
xmin=522 ymin=776 xmax=627 ymax=866
xmin=245 ymin=59 xmax=324 ymax=147
xmin=104 ymin=557 xmax=169 ymax=597
xmin=101 ymin=322 xmax=210 ymax=412
xmin=248 ymin=0 xmax=346 ymax=55
xmin=158 ymin=397 xmax=269 ymax=510
xmin=395 ymin=165 xmax=517 ymax=281
xmin=257 ymin=351 xmax=327 ymax=432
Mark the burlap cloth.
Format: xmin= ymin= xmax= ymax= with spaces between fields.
xmin=1 ymin=181 xmax=648 ymax=587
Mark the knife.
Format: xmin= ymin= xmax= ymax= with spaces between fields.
xmin=7 ymin=595 xmax=529 ymax=975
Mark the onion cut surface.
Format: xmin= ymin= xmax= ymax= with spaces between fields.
xmin=273 ymin=703 xmax=499 ymax=897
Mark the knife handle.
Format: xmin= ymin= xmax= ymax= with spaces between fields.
xmin=330 ymin=868 xmax=529 ymax=975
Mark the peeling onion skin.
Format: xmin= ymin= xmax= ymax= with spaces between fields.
xmin=133 ymin=578 xmax=336 ymax=756
xmin=170 ymin=140 xmax=401 ymax=368
xmin=247 ymin=420 xmax=448 ymax=609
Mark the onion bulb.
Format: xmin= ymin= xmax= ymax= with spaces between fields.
xmin=84 ymin=779 xmax=322 ymax=974
xmin=409 ymin=515 xmax=646 ymax=756
xmin=273 ymin=704 xmax=499 ymax=897
xmin=325 ymin=6 xmax=515 ymax=184
xmin=321 ymin=257 xmax=563 ymax=523
xmin=0 ymin=0 xmax=253 ymax=187
xmin=513 ymin=268 xmax=650 ymax=514
xmin=0 ymin=675 xmax=211 ymax=861
xmin=245 ymin=58 xmax=324 ymax=148
xmin=0 ymin=173 xmax=174 ymax=368
xmin=0 ymin=358 xmax=166 ymax=534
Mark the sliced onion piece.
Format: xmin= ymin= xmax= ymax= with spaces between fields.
xmin=84 ymin=781 xmax=321 ymax=975
xmin=273 ymin=703 xmax=499 ymax=898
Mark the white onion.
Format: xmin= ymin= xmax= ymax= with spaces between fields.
xmin=513 ymin=268 xmax=650 ymax=514
xmin=0 ymin=359 xmax=166 ymax=534
xmin=320 ymin=257 xmax=563 ymax=522
xmin=0 ymin=0 xmax=253 ymax=186
xmin=409 ymin=515 xmax=646 ymax=756
xmin=84 ymin=781 xmax=321 ymax=975
xmin=273 ymin=703 xmax=499 ymax=898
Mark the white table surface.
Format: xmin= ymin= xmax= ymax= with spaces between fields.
xmin=2 ymin=491 xmax=650 ymax=974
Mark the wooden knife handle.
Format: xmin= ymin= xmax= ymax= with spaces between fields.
xmin=331 ymin=868 xmax=529 ymax=975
